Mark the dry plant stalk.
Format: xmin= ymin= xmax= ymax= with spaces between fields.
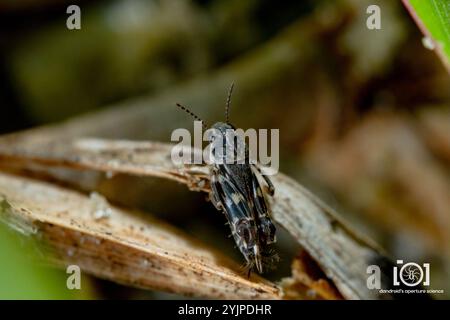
xmin=0 ymin=134 xmax=392 ymax=299
xmin=0 ymin=172 xmax=279 ymax=299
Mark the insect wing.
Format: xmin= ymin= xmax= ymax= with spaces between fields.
xmin=211 ymin=170 xmax=253 ymax=222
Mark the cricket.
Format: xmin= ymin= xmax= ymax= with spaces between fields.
xmin=176 ymin=84 xmax=278 ymax=275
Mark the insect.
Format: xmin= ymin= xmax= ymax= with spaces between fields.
xmin=176 ymin=84 xmax=278 ymax=275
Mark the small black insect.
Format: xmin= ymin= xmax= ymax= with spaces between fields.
xmin=176 ymin=84 xmax=278 ymax=275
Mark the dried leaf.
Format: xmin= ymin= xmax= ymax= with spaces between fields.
xmin=281 ymin=251 xmax=343 ymax=300
xmin=0 ymin=172 xmax=280 ymax=299
xmin=0 ymin=136 xmax=391 ymax=299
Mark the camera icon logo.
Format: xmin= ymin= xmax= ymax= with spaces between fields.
xmin=393 ymin=260 xmax=430 ymax=287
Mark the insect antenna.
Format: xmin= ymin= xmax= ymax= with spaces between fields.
xmin=176 ymin=103 xmax=208 ymax=129
xmin=225 ymin=82 xmax=234 ymax=124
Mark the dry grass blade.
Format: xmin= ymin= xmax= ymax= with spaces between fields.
xmin=0 ymin=136 xmax=391 ymax=299
xmin=0 ymin=172 xmax=280 ymax=299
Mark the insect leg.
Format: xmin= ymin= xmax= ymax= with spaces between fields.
xmin=249 ymin=171 xmax=277 ymax=245
xmin=252 ymin=164 xmax=275 ymax=196
xmin=210 ymin=174 xmax=224 ymax=211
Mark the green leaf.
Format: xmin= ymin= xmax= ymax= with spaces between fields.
xmin=403 ymin=0 xmax=450 ymax=72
